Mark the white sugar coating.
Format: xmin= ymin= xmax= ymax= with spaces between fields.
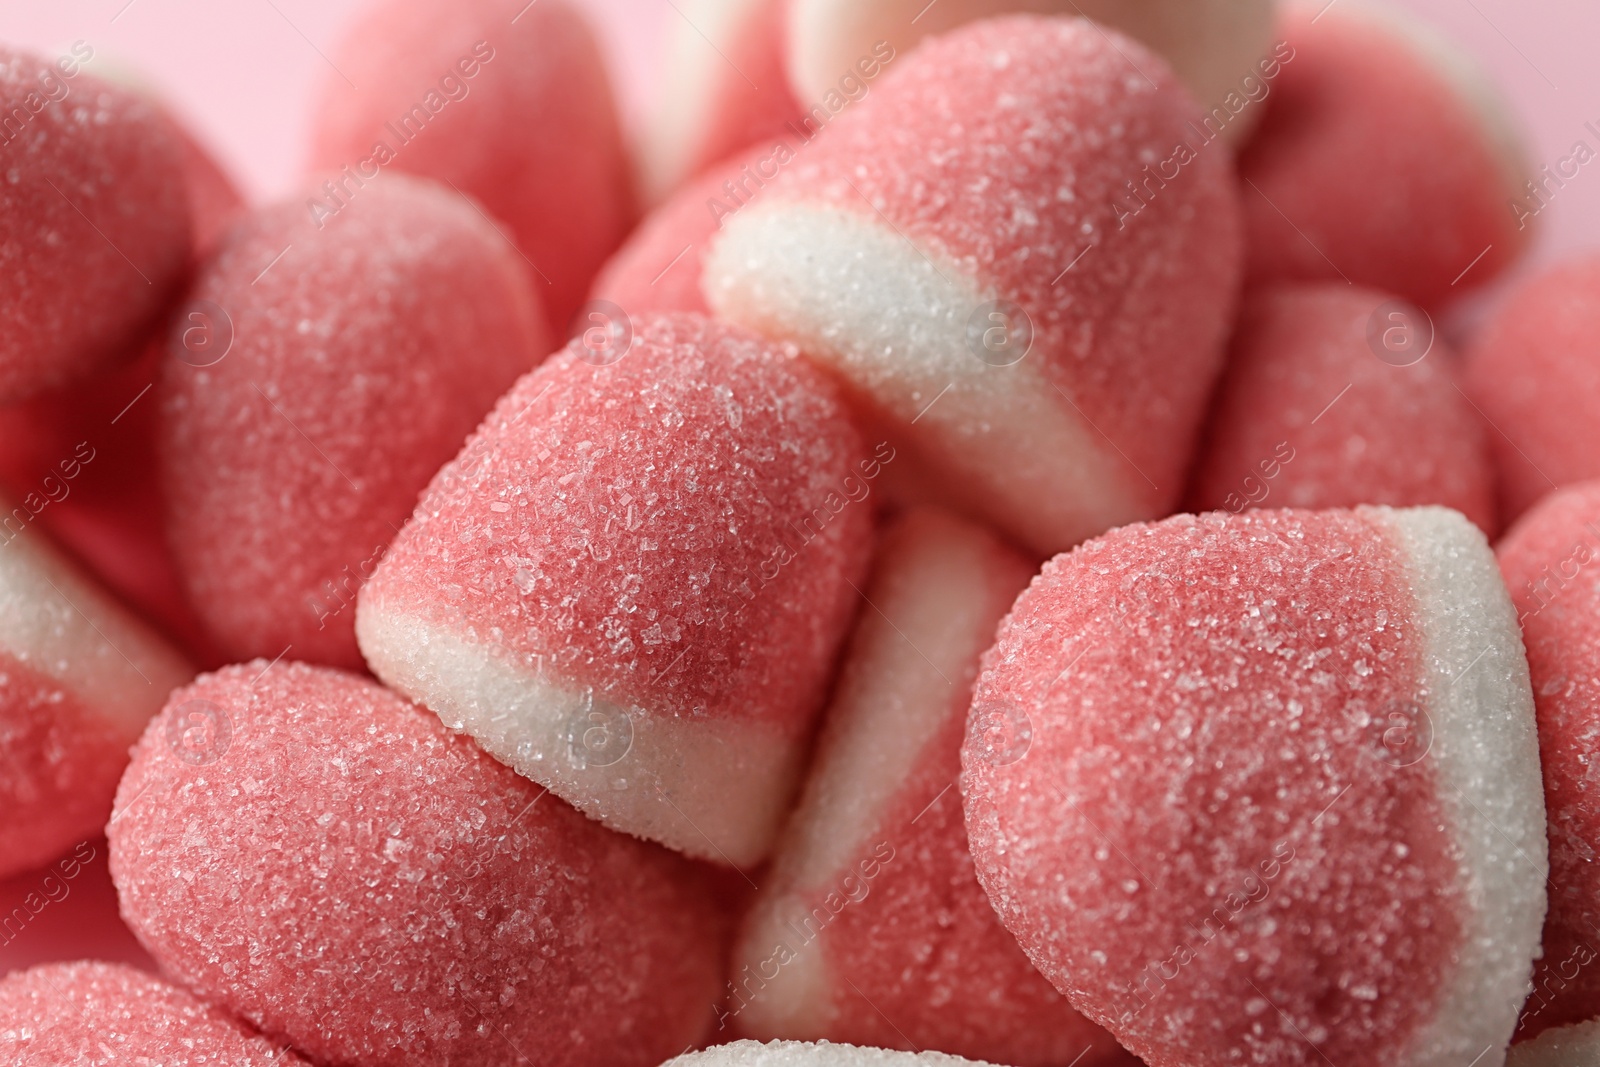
xmin=705 ymin=203 xmax=1142 ymax=555
xmin=357 ymin=605 xmax=805 ymax=866
xmin=1378 ymin=506 xmax=1547 ymax=1067
xmin=0 ymin=498 xmax=192 ymax=735
xmin=0 ymin=961 xmax=309 ymax=1065
xmin=1508 ymin=1020 xmax=1600 ymax=1066
xmin=665 ymin=1039 xmax=1007 ymax=1066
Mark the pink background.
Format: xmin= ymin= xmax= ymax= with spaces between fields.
xmin=0 ymin=0 xmax=1592 ymax=975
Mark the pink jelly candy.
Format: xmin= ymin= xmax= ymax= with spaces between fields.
xmin=1496 ymin=482 xmax=1600 ymax=1041
xmin=706 ymin=15 xmax=1242 ymax=556
xmin=666 ymin=1041 xmax=1004 ymax=1066
xmin=0 ymin=109 xmax=244 ymax=659
xmin=357 ymin=312 xmax=874 ymax=866
xmin=109 ymin=661 xmax=724 ymax=1067
xmin=1508 ymin=1020 xmax=1600 ymax=1067
xmin=733 ymin=508 xmax=1131 ymax=1065
xmin=307 ymin=0 xmax=632 ymax=333
xmin=787 ymin=0 xmax=1276 ymax=144
xmin=1464 ymin=254 xmax=1600 ymax=523
xmin=592 ymin=142 xmax=793 ymax=318
xmin=160 ymin=173 xmax=549 ymax=670
xmin=0 ymin=45 xmax=191 ymax=404
xmin=1188 ymin=283 xmax=1495 ymax=532
xmin=0 ymin=961 xmax=309 ymax=1064
xmin=962 ymin=507 xmax=1545 ymax=1067
xmin=0 ymin=517 xmax=192 ymax=880
xmin=642 ymin=0 xmax=802 ymax=202
xmin=1237 ymin=2 xmax=1528 ymax=308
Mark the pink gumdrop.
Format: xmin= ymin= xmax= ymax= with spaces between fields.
xmin=1237 ymin=2 xmax=1527 ymax=308
xmin=159 ymin=173 xmax=549 ymax=670
xmin=0 ymin=518 xmax=192 ymax=881
xmin=641 ymin=0 xmax=802 ymax=203
xmin=706 ymin=15 xmax=1242 ymax=557
xmin=0 ymin=46 xmax=191 ymax=405
xmin=1496 ymin=482 xmax=1600 ymax=1041
xmin=962 ymin=508 xmax=1545 ymax=1067
xmin=357 ymin=312 xmax=875 ymax=866
xmin=0 ymin=961 xmax=308 ymax=1064
xmin=733 ymin=508 xmax=1133 ymax=1066
xmin=1187 ymin=283 xmax=1495 ymax=532
xmin=307 ymin=0 xmax=632 ymax=334
xmin=591 ymin=141 xmax=797 ymax=318
xmin=0 ymin=108 xmax=245 ymax=661
xmin=109 ymin=661 xmax=724 ymax=1067
xmin=1464 ymin=255 xmax=1600 ymax=523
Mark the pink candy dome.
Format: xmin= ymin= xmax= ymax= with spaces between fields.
xmin=706 ymin=15 xmax=1243 ymax=556
xmin=0 ymin=961 xmax=309 ymax=1064
xmin=0 ymin=45 xmax=191 ymax=405
xmin=358 ymin=312 xmax=874 ymax=867
xmin=108 ymin=661 xmax=723 ymax=1067
xmin=1496 ymin=482 xmax=1600 ymax=1041
xmin=1465 ymin=254 xmax=1600 ymax=522
xmin=307 ymin=0 xmax=632 ymax=334
xmin=963 ymin=507 xmax=1545 ymax=1067
xmin=1188 ymin=283 xmax=1495 ymax=533
xmin=160 ymin=172 xmax=548 ymax=670
xmin=1237 ymin=1 xmax=1528 ymax=308
xmin=734 ymin=509 xmax=1130 ymax=1065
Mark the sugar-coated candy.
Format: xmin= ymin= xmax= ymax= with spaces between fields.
xmin=161 ymin=173 xmax=548 ymax=670
xmin=0 ymin=46 xmax=191 ymax=404
xmin=666 ymin=1039 xmax=1006 ymax=1066
xmin=1507 ymin=1020 xmax=1600 ymax=1067
xmin=786 ymin=0 xmax=1275 ymax=143
xmin=0 ymin=516 xmax=192 ymax=880
xmin=1496 ymin=482 xmax=1600 ymax=1040
xmin=308 ymin=0 xmax=631 ymax=332
xmin=592 ymin=142 xmax=787 ymax=318
xmin=707 ymin=16 xmax=1242 ymax=556
xmin=963 ymin=507 xmax=1546 ymax=1067
xmin=642 ymin=0 xmax=800 ymax=203
xmin=1188 ymin=283 xmax=1495 ymax=532
xmin=358 ymin=312 xmax=873 ymax=865
xmin=1465 ymin=255 xmax=1600 ymax=522
xmin=0 ymin=110 xmax=244 ymax=658
xmin=734 ymin=509 xmax=1129 ymax=1065
xmin=1237 ymin=1 xmax=1527 ymax=308
xmin=0 ymin=961 xmax=309 ymax=1064
xmin=109 ymin=661 xmax=723 ymax=1067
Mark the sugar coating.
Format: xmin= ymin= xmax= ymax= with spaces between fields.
xmin=1508 ymin=1020 xmax=1600 ymax=1067
xmin=108 ymin=662 xmax=723 ymax=1067
xmin=0 ymin=47 xmax=191 ymax=404
xmin=592 ymin=142 xmax=787 ymax=317
xmin=786 ymin=0 xmax=1275 ymax=143
xmin=1238 ymin=1 xmax=1528 ymax=308
xmin=160 ymin=173 xmax=548 ymax=669
xmin=708 ymin=16 xmax=1242 ymax=554
xmin=358 ymin=312 xmax=872 ymax=864
xmin=0 ymin=961 xmax=308 ymax=1065
xmin=962 ymin=507 xmax=1542 ymax=1067
xmin=1465 ymin=255 xmax=1600 ymax=521
xmin=665 ymin=1039 xmax=1004 ymax=1066
xmin=1497 ymin=482 xmax=1600 ymax=1038
xmin=641 ymin=0 xmax=799 ymax=203
xmin=1188 ymin=283 xmax=1495 ymax=532
xmin=308 ymin=0 xmax=631 ymax=332
xmin=0 ymin=514 xmax=192 ymax=879
xmin=737 ymin=509 xmax=1128 ymax=1065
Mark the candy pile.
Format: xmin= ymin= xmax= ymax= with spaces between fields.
xmin=0 ymin=1 xmax=1594 ymax=1065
